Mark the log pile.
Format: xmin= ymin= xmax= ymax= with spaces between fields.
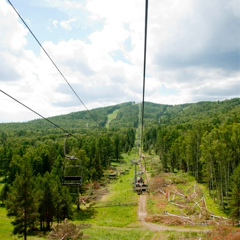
xmin=148 ymin=176 xmax=230 ymax=226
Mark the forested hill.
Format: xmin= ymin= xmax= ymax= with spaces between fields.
xmin=1 ymin=98 xmax=240 ymax=134
xmin=1 ymin=97 xmax=240 ymax=233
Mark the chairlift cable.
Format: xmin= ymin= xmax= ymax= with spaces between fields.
xmin=7 ymin=0 xmax=100 ymax=127
xmin=133 ymin=0 xmax=149 ymax=195
xmin=140 ymin=0 xmax=148 ymax=156
xmin=0 ymin=89 xmax=76 ymax=138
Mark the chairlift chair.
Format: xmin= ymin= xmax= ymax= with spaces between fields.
xmin=62 ymin=135 xmax=82 ymax=187
xmin=62 ymin=163 xmax=82 ymax=186
xmin=132 ymin=160 xmax=148 ymax=194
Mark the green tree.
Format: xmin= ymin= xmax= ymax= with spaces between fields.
xmin=229 ymin=164 xmax=240 ymax=222
xmin=52 ymin=181 xmax=73 ymax=223
xmin=6 ymin=160 xmax=38 ymax=240
xmin=185 ymin=125 xmax=203 ymax=182
xmin=36 ymin=172 xmax=55 ymax=231
xmin=231 ymin=124 xmax=240 ymax=171
xmin=7 ymin=154 xmax=24 ymax=184
xmin=1 ymin=145 xmax=13 ymax=180
xmin=113 ymin=134 xmax=121 ymax=161
xmin=35 ymin=172 xmax=73 ymax=229
xmin=201 ymin=126 xmax=232 ymax=208
xmin=95 ymin=135 xmax=112 ymax=168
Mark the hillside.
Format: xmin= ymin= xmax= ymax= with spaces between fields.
xmin=1 ymin=98 xmax=240 ymax=239
xmin=1 ymin=98 xmax=240 ymax=134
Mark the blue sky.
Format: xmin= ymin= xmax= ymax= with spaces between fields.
xmin=0 ymin=0 xmax=239 ymax=122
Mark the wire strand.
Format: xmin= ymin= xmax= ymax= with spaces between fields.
xmin=140 ymin=0 xmax=148 ymax=156
xmin=0 ymin=89 xmax=76 ymax=138
xmin=7 ymin=0 xmax=100 ymax=127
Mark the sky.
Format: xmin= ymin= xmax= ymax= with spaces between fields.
xmin=0 ymin=0 xmax=240 ymax=123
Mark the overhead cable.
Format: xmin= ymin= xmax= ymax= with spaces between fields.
xmin=140 ymin=0 xmax=148 ymax=155
xmin=7 ymin=0 xmax=100 ymax=127
xmin=0 ymin=89 xmax=75 ymax=137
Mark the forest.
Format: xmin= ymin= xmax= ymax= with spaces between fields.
xmin=143 ymin=98 xmax=240 ymax=219
xmin=0 ymin=98 xmax=240 ymax=238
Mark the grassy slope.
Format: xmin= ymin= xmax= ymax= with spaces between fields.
xmin=0 ymin=154 xmax=152 ymax=240
xmin=76 ymin=172 xmax=139 ymax=228
xmin=0 ymin=153 xmax=230 ymax=240
xmin=0 ymin=182 xmax=14 ymax=239
xmin=75 ymin=156 xmax=154 ymax=239
xmin=0 ymin=207 xmax=14 ymax=240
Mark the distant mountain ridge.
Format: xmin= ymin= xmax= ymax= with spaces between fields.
xmin=1 ymin=98 xmax=240 ymax=134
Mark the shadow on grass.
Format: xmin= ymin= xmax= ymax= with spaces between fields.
xmin=0 ymin=178 xmax=5 ymax=184
xmin=0 ymin=203 xmax=5 ymax=208
xmin=74 ymin=207 xmax=97 ymax=221
xmin=28 ymin=230 xmax=48 ymax=239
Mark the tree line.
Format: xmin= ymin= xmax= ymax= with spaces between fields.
xmin=144 ymin=119 xmax=240 ymax=221
xmin=0 ymin=127 xmax=135 ymax=239
xmin=1 ymin=98 xmax=240 ymax=238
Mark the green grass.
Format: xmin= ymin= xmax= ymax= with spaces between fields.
xmin=0 ymin=207 xmax=14 ymax=240
xmin=0 ymin=206 xmax=46 ymax=240
xmin=198 ymin=185 xmax=227 ymax=217
xmin=0 ymin=182 xmax=3 ymax=192
xmin=1 ymin=154 xmax=215 ymax=240
xmin=82 ymin=227 xmax=154 ymax=240
xmin=0 ymin=182 xmax=14 ymax=239
xmin=73 ymin=162 xmax=151 ymax=239
xmin=75 ymin=167 xmax=139 ymax=228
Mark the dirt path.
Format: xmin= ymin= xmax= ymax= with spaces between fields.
xmin=138 ymin=194 xmax=147 ymax=221
xmin=138 ymin=194 xmax=210 ymax=233
xmin=138 ymin=194 xmax=175 ymax=231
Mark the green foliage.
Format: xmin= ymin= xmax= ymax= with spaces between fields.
xmin=229 ymin=164 xmax=240 ymax=221
xmin=1 ymin=99 xmax=240 ymax=134
xmin=149 ymin=121 xmax=240 ymax=213
xmin=6 ymin=160 xmax=38 ymax=239
xmin=82 ymin=227 xmax=154 ymax=240
xmin=1 ymin=98 xmax=240 ymax=232
xmin=77 ymin=167 xmax=138 ymax=228
xmin=143 ymin=99 xmax=240 ymax=216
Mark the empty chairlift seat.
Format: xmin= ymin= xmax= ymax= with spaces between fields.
xmin=62 ymin=162 xmax=82 ymax=186
xmin=63 ymin=175 xmax=82 ymax=186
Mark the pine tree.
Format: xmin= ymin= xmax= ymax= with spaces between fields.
xmin=36 ymin=172 xmax=55 ymax=231
xmin=6 ymin=160 xmax=38 ymax=240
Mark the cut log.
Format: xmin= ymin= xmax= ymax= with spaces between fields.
xmin=159 ymin=189 xmax=166 ymax=196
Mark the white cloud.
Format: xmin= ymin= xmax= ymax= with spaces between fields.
xmin=0 ymin=1 xmax=28 ymax=51
xmin=49 ymin=18 xmax=77 ymax=31
xmin=0 ymin=0 xmax=239 ymax=123
xmin=52 ymin=19 xmax=58 ymax=28
xmin=59 ymin=18 xmax=77 ymax=30
xmin=148 ymin=0 xmax=240 ymax=70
